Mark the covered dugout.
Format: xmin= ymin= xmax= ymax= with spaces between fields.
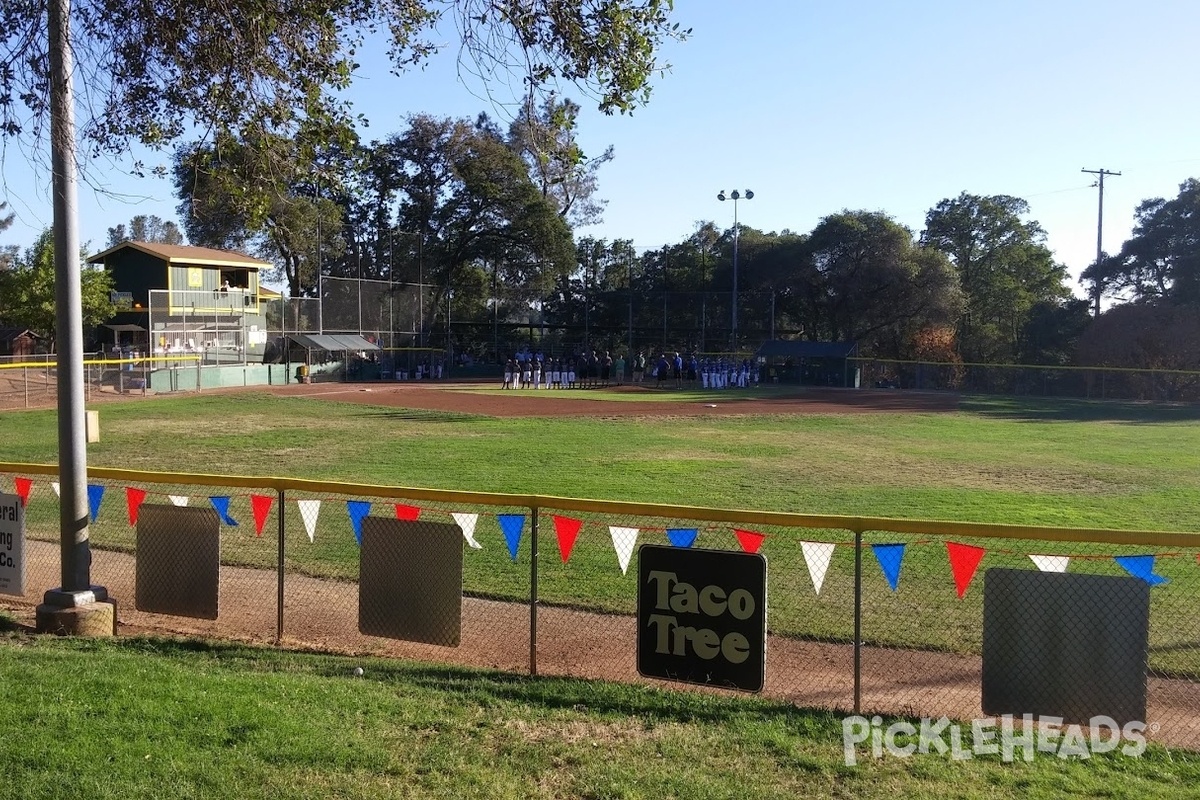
xmin=754 ymin=340 xmax=860 ymax=387
xmin=282 ymin=333 xmax=381 ymax=381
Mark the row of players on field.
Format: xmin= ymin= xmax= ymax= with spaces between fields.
xmin=501 ymin=352 xmax=760 ymax=389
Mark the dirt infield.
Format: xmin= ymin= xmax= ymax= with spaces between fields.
xmin=264 ymin=381 xmax=962 ymax=417
xmin=0 ymin=372 xmax=961 ymax=415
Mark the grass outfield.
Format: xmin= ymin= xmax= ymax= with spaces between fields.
xmin=1 ymin=631 xmax=1197 ymax=800
xmin=3 ymin=392 xmax=1200 ymax=667
xmin=3 ymin=391 xmax=1200 ymax=527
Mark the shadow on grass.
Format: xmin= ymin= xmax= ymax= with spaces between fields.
xmin=348 ymin=408 xmax=487 ymax=423
xmin=961 ymin=396 xmax=1200 ymax=424
xmin=87 ymin=635 xmax=842 ymax=733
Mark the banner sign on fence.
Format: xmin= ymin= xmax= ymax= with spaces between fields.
xmin=0 ymin=493 xmax=25 ymax=597
xmin=637 ymin=544 xmax=766 ymax=692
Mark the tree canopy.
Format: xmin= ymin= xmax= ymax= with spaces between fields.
xmin=922 ymin=192 xmax=1069 ymax=362
xmin=0 ymin=229 xmax=114 ymax=347
xmin=1 ymin=0 xmax=689 ymax=163
xmin=1082 ymin=178 xmax=1200 ymax=306
xmin=105 ymin=214 xmax=184 ymax=247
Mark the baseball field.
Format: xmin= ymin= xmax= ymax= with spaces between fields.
xmin=2 ymin=381 xmax=1200 ymax=798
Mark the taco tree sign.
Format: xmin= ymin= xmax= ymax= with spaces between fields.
xmin=636 ymin=544 xmax=766 ymax=691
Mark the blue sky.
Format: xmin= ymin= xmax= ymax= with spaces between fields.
xmin=2 ymin=1 xmax=1198 ymax=297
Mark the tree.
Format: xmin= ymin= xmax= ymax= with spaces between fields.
xmin=1017 ymin=298 xmax=1092 ymax=366
xmin=2 ymin=2 xmax=688 ymax=162
xmin=922 ymin=192 xmax=1069 ymax=363
xmin=1075 ymin=302 xmax=1200 ymax=400
xmin=0 ymin=228 xmax=114 ymax=348
xmin=387 ymin=114 xmax=575 ymax=329
xmin=106 ymin=214 xmax=184 ymax=247
xmin=508 ymin=95 xmax=614 ymax=227
xmin=174 ymin=135 xmax=345 ymax=297
xmin=1082 ymin=178 xmax=1200 ymax=306
xmin=0 ymin=200 xmax=13 ymax=269
xmin=798 ymin=211 xmax=962 ymax=357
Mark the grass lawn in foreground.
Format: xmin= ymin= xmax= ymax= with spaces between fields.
xmin=0 ymin=633 xmax=1197 ymax=800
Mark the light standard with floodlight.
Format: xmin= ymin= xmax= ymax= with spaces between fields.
xmin=717 ymin=189 xmax=753 ymax=352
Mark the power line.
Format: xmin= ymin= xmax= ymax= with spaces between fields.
xmin=1081 ymin=167 xmax=1121 ymax=317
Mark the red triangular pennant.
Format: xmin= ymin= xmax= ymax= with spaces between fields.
xmin=552 ymin=515 xmax=583 ymax=563
xmin=125 ymin=487 xmax=147 ymax=526
xmin=946 ymin=541 xmax=987 ymax=598
xmin=250 ymin=494 xmax=274 ymax=537
xmin=13 ymin=477 xmax=32 ymax=507
xmin=394 ymin=504 xmax=421 ymax=521
xmin=734 ymin=528 xmax=766 ymax=554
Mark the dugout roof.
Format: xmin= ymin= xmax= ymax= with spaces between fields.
xmin=287 ymin=333 xmax=380 ymax=352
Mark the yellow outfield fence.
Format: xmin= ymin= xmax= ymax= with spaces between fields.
xmin=3 ymin=462 xmax=1200 ymax=749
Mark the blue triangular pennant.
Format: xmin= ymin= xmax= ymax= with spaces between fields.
xmin=871 ymin=543 xmax=906 ymax=591
xmin=86 ymin=484 xmax=105 ymax=522
xmin=209 ymin=496 xmax=239 ymax=526
xmin=666 ymin=528 xmax=698 ymax=548
xmin=497 ymin=514 xmax=525 ymax=561
xmin=1114 ymin=555 xmax=1168 ymax=585
xmin=347 ymin=500 xmax=371 ymax=545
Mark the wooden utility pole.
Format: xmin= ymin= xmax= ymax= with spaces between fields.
xmin=1082 ymin=167 xmax=1121 ymax=316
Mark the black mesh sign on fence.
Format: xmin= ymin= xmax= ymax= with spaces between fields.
xmin=982 ymin=568 xmax=1151 ymax=726
xmin=358 ymin=518 xmax=463 ymax=646
xmin=135 ymin=504 xmax=221 ymax=620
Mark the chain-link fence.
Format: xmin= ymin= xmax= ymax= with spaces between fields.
xmin=0 ymin=356 xmax=198 ymax=409
xmin=3 ymin=465 xmax=1199 ymax=749
xmin=854 ymin=358 xmax=1200 ymax=403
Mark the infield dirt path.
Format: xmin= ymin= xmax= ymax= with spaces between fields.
xmin=264 ymin=380 xmax=962 ymax=418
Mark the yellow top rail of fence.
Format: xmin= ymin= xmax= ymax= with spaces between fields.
xmin=0 ymin=355 xmax=201 ymax=370
xmin=3 ymin=462 xmax=1198 ymax=548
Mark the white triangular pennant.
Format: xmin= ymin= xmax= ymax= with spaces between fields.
xmin=51 ymin=481 xmax=60 ymax=497
xmin=609 ymin=526 xmax=639 ymax=575
xmin=801 ymin=541 xmax=836 ymax=595
xmin=452 ymin=512 xmax=483 ymax=549
xmin=169 ymin=495 xmax=189 ymax=507
xmin=1029 ymin=554 xmax=1069 ymax=573
xmin=297 ymin=499 xmax=321 ymax=543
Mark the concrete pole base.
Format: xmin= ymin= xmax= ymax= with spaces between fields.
xmin=35 ymin=601 xmax=116 ymax=637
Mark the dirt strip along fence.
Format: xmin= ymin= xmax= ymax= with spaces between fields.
xmin=3 ymin=464 xmax=1200 ymax=750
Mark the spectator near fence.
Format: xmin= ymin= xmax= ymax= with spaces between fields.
xmin=633 ymin=352 xmax=646 ymax=383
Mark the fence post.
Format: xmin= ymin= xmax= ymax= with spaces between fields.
xmin=276 ymin=487 xmax=286 ymax=645
xmin=23 ymin=367 xmax=29 ymax=408
xmin=529 ymin=504 xmax=539 ymax=677
xmin=853 ymin=527 xmax=862 ymax=715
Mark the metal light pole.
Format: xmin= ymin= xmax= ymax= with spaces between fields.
xmin=717 ymin=189 xmax=753 ymax=353
xmin=39 ymin=0 xmax=113 ymax=632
